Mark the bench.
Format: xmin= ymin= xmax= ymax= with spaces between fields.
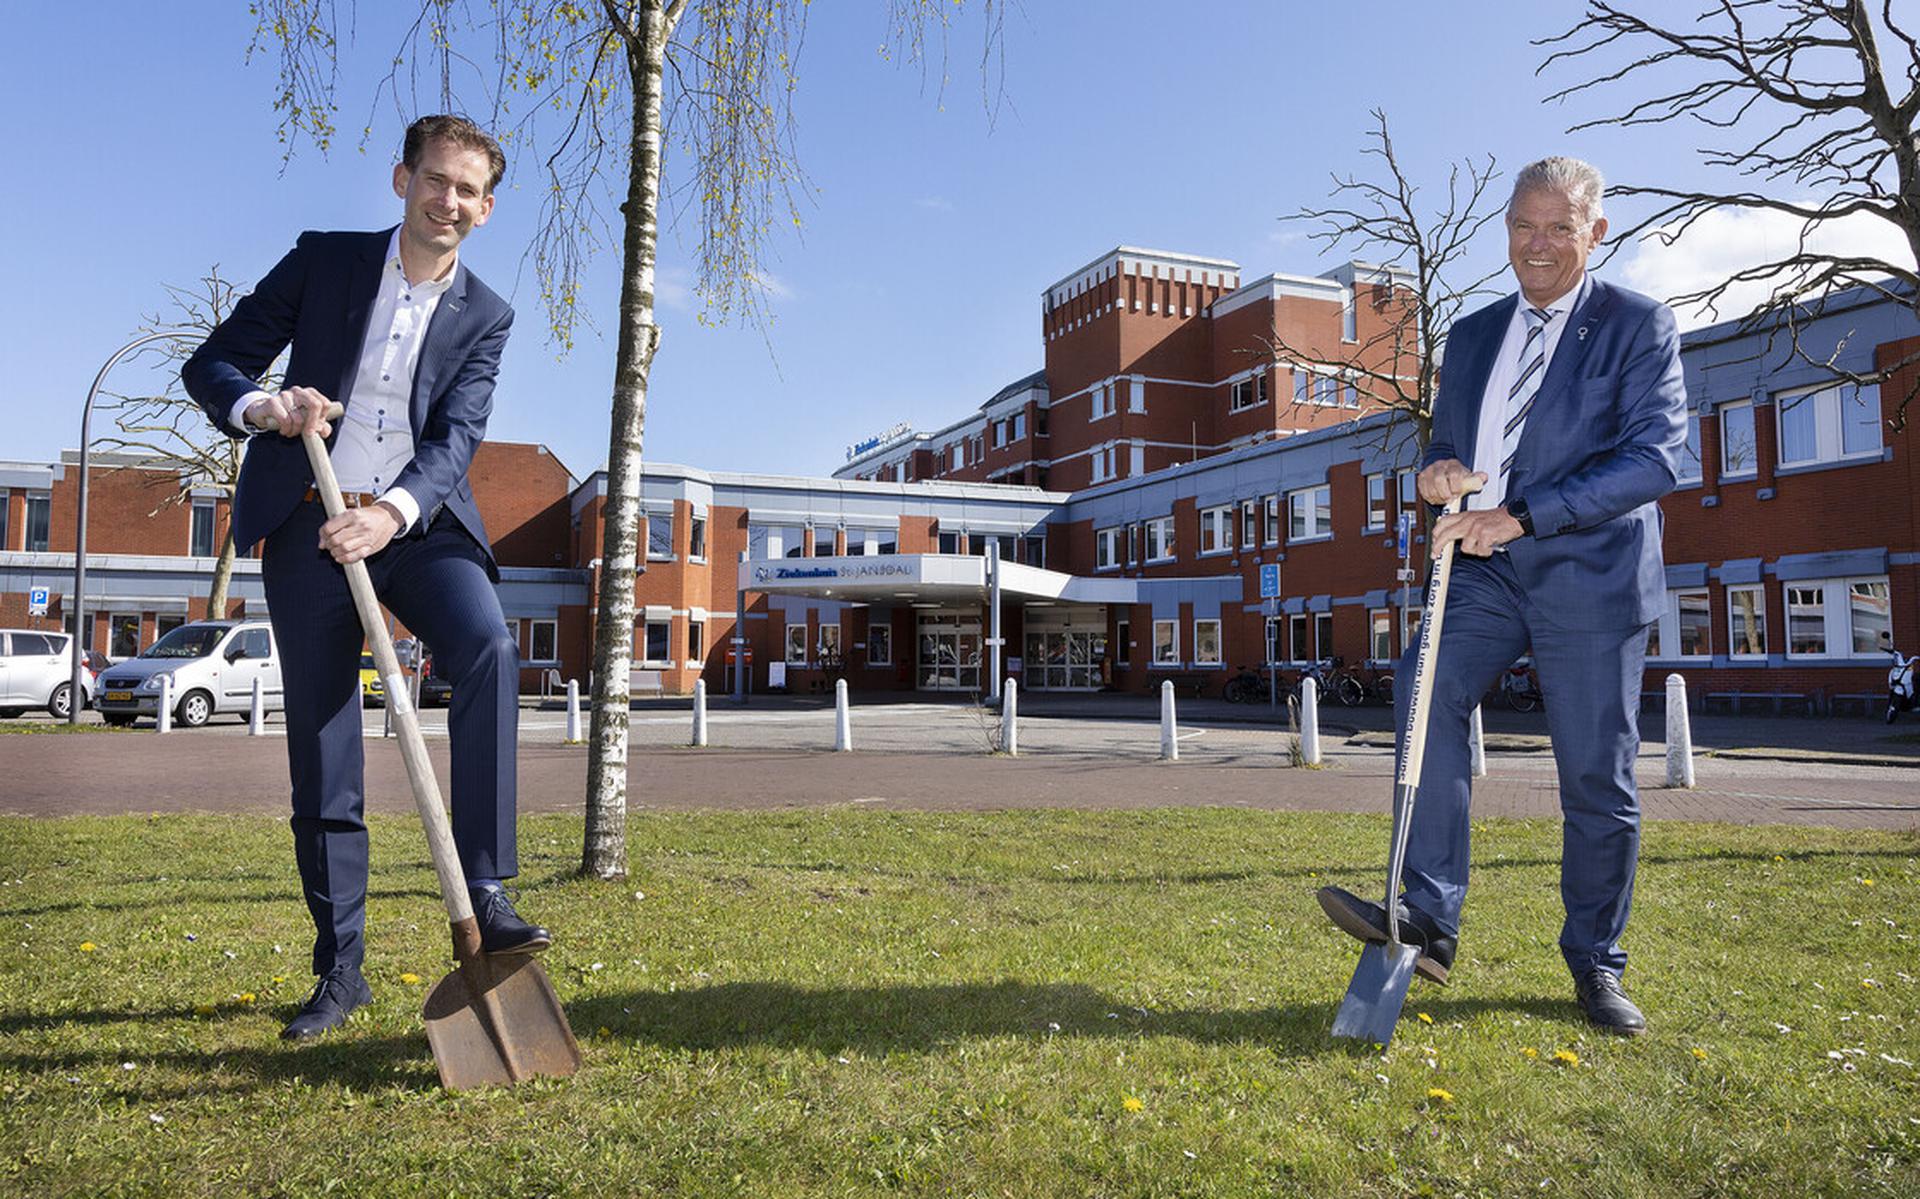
xmin=627 ymin=668 xmax=663 ymax=698
xmin=1147 ymin=671 xmax=1213 ymax=699
xmin=1702 ymin=690 xmax=1814 ymax=716
xmin=1829 ymin=692 xmax=1886 ymax=719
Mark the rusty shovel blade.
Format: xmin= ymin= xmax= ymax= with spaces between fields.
xmin=1330 ymin=939 xmax=1420 ymax=1045
xmin=422 ymin=954 xmax=582 ymax=1091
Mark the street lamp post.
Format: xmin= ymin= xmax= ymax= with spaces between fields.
xmin=70 ymin=330 xmax=200 ymax=723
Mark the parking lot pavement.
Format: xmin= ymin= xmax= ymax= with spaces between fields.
xmin=3 ymin=699 xmax=1916 ymax=830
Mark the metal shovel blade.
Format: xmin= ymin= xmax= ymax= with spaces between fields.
xmin=1330 ymin=939 xmax=1421 ymax=1045
xmin=422 ymin=954 xmax=582 ymax=1091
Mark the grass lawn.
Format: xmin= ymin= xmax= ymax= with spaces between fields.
xmin=1 ymin=808 xmax=1915 ymax=1197
xmin=0 ymin=722 xmax=131 ymax=736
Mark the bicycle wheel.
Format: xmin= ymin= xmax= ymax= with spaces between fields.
xmin=1333 ymin=673 xmax=1365 ymax=707
xmin=1508 ymin=680 xmax=1541 ymax=713
xmin=1373 ymin=674 xmax=1394 ymax=706
xmin=1224 ymin=677 xmax=1250 ymax=704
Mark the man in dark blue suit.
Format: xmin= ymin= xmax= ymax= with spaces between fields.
xmin=184 ymin=115 xmax=550 ymax=1041
xmin=1320 ymin=157 xmax=1687 ymax=1034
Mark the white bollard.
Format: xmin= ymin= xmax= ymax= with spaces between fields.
xmin=249 ymin=676 xmax=265 ymax=735
xmin=1666 ymin=672 xmax=1696 ymax=788
xmin=692 ymin=679 xmax=708 ymax=747
xmin=1299 ymin=676 xmax=1321 ymax=765
xmin=1160 ymin=679 xmax=1178 ymax=761
xmin=382 ymin=680 xmax=395 ymax=737
xmin=834 ymin=678 xmax=852 ymax=752
xmin=155 ymin=673 xmax=172 ymax=734
xmin=1469 ymin=704 xmax=1487 ymax=778
xmin=1001 ymin=678 xmax=1018 ymax=756
xmin=565 ymin=678 xmax=582 ymax=743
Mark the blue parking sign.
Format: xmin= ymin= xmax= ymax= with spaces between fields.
xmin=1258 ymin=563 xmax=1281 ymax=599
xmin=27 ymin=586 xmax=50 ymax=616
xmin=1396 ymin=512 xmax=1411 ymax=560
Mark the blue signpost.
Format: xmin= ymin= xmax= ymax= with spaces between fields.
xmin=1258 ymin=565 xmax=1282 ymax=711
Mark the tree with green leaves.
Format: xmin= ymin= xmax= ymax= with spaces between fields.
xmin=247 ymin=0 xmax=1004 ymax=879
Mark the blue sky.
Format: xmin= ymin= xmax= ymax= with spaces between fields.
xmin=3 ymin=2 xmax=1893 ymax=482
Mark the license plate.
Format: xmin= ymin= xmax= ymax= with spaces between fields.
xmin=106 ymin=691 xmax=133 ymax=702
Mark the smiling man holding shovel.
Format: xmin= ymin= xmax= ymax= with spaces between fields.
xmin=184 ymin=114 xmax=551 ymax=1042
xmin=1318 ymin=156 xmax=1687 ymax=1036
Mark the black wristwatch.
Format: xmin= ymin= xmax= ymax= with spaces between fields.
xmin=1505 ymin=495 xmax=1535 ymax=537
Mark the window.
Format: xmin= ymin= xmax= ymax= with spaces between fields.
xmin=1193 ymin=619 xmax=1222 ymax=665
xmin=1342 ymin=377 xmax=1360 ymax=408
xmin=1314 ymin=374 xmax=1340 ymax=406
xmin=868 ymin=623 xmax=892 ymax=666
xmin=1728 ymin=585 xmax=1766 ymax=657
xmin=1676 ymin=412 xmax=1703 ymax=485
xmin=938 ymin=531 xmax=962 ymax=554
xmin=1144 ymin=516 xmax=1175 ymax=562
xmin=1315 ymin=613 xmax=1333 ymax=661
xmin=1403 ymin=607 xmax=1423 ymax=652
xmin=1242 ymin=501 xmax=1259 ymax=550
xmin=818 ymin=623 xmax=842 ymax=660
xmin=1229 ymin=371 xmax=1268 ymax=412
xmin=786 ymin=623 xmax=808 ymax=663
xmin=1126 ymin=524 xmax=1140 ymax=566
xmin=1115 ymin=619 xmax=1130 ymax=665
xmin=530 ymin=619 xmax=559 ymax=663
xmin=1095 ymin=527 xmax=1123 ymax=570
xmin=1036 ymin=407 xmax=1049 ymax=435
xmin=1264 ymin=495 xmax=1280 ymax=545
xmin=646 ymin=512 xmax=673 ymax=560
xmin=689 ymin=514 xmax=707 ymax=560
xmin=642 ymin=621 xmax=672 ymax=664
xmin=1288 ymin=615 xmax=1310 ymax=663
xmin=1779 ymin=577 xmax=1891 ymax=658
xmin=687 ymin=620 xmax=704 ymax=662
xmin=0 ymin=488 xmax=8 ymax=548
xmin=1720 ymin=402 xmax=1757 ymax=478
xmin=1398 ymin=470 xmax=1418 ymax=510
xmin=1011 ymin=412 xmax=1026 ymax=441
xmin=1090 ymin=444 xmax=1116 ymax=483
xmin=1199 ymin=506 xmax=1233 ymax=555
xmin=1292 ymin=367 xmax=1310 ymax=405
xmin=1370 ymin=609 xmax=1393 ymax=662
xmin=1265 ymin=617 xmax=1281 ymax=665
xmin=26 ymin=492 xmax=51 ymax=552
xmin=1777 ymin=381 xmax=1881 ymax=467
xmin=950 ymin=443 xmax=964 ymax=471
xmin=1152 ymin=619 xmax=1178 ymax=665
xmin=992 ymin=420 xmax=1007 ymax=448
xmin=190 ymin=499 xmax=216 ymax=557
xmin=1366 ymin=474 xmax=1387 ymax=531
xmin=748 ymin=524 xmax=769 ymax=559
xmin=109 ymin=614 xmax=140 ymax=658
xmin=1647 ymin=590 xmax=1710 ymax=660
xmin=1023 ymin=535 xmax=1046 ymax=567
xmin=813 ymin=526 xmax=837 ymax=557
xmin=1091 ymin=382 xmax=1115 ymax=419
xmin=1289 ymin=485 xmax=1332 ymax=541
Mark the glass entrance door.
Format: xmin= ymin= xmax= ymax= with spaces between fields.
xmin=917 ymin=614 xmax=981 ymax=691
xmin=1022 ymin=629 xmax=1107 ymax=690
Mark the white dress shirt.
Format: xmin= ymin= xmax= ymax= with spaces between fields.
xmin=1468 ymin=273 xmax=1591 ymax=513
xmin=229 ymin=229 xmax=456 ymax=533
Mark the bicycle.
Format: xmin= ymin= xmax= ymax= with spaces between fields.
xmin=1223 ymin=665 xmax=1275 ymax=705
xmin=1358 ymin=664 xmax=1395 ymax=707
xmin=1295 ymin=657 xmax=1365 ymax=707
xmin=1498 ymin=658 xmax=1543 ymax=712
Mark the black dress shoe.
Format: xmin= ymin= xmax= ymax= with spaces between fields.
xmin=1574 ymin=969 xmax=1647 ymax=1036
xmin=1316 ymin=885 xmax=1457 ymax=984
xmin=281 ymin=967 xmax=372 ymax=1041
xmin=472 ymin=887 xmax=552 ymax=955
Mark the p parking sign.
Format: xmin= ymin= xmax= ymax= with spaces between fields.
xmin=1258 ymin=563 xmax=1281 ymax=599
xmin=27 ymin=586 xmax=50 ymax=616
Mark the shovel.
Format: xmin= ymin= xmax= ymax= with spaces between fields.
xmin=1326 ymin=483 xmax=1477 ymax=1045
xmin=285 ymin=403 xmax=582 ymax=1089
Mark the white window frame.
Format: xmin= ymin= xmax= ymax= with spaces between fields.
xmin=1144 ymin=516 xmax=1176 ymax=563
xmin=1288 ymin=484 xmax=1333 ymax=542
xmin=785 ymin=623 xmax=809 ymax=664
xmin=1315 ymin=612 xmax=1333 ymax=661
xmin=687 ymin=619 xmax=704 ymax=665
xmin=1727 ymin=584 xmax=1767 ymax=659
xmin=1263 ymin=495 xmax=1280 ymax=546
xmin=1782 ymin=575 xmax=1892 ymax=660
xmin=1011 ymin=412 xmax=1026 ymax=441
xmin=1095 ymin=527 xmax=1123 ymax=571
xmin=1241 ymin=501 xmax=1259 ymax=550
xmin=1720 ymin=401 xmax=1758 ymax=480
xmin=1776 ymin=381 xmax=1881 ymax=469
xmin=25 ymin=491 xmax=51 ymax=553
xmin=1151 ymin=619 xmax=1179 ymax=665
xmin=1646 ymin=589 xmax=1711 ymax=662
xmin=530 ymin=618 xmax=559 ymax=664
xmin=1365 ymin=474 xmax=1387 ymax=532
xmin=645 ymin=511 xmax=675 ymax=561
xmin=1199 ymin=505 xmax=1233 ymax=556
xmin=641 ymin=620 xmax=673 ymax=667
xmin=688 ymin=514 xmax=707 ymax=562
xmin=190 ymin=498 xmax=217 ymax=557
xmin=818 ymin=623 xmax=842 ymax=660
xmin=1193 ymin=618 xmax=1222 ymax=665
xmin=1369 ymin=609 xmax=1393 ymax=664
xmin=1228 ymin=370 xmax=1268 ymax=413
xmin=1091 ymin=382 xmax=1115 ymax=420
xmin=1126 ymin=523 xmax=1140 ymax=566
xmin=1287 ymin=614 xmax=1311 ymax=664
xmin=1675 ymin=411 xmax=1704 ymax=486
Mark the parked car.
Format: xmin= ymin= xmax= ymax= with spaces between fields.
xmin=360 ymin=652 xmax=386 ymax=708
xmin=94 ymin=620 xmax=282 ymax=728
xmin=418 ymin=647 xmax=453 ymax=708
xmin=0 ymin=629 xmax=96 ymax=719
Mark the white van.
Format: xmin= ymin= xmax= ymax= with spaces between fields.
xmin=94 ymin=620 xmax=283 ymax=727
xmin=0 ymin=629 xmax=95 ymax=720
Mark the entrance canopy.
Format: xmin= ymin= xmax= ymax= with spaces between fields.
xmin=744 ymin=553 xmax=1138 ymax=606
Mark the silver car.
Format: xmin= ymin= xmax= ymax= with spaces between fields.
xmin=94 ymin=620 xmax=283 ymax=728
xmin=0 ymin=629 xmax=96 ymax=720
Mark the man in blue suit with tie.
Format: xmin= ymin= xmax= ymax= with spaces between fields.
xmin=184 ymin=115 xmax=551 ymax=1041
xmin=1319 ymin=157 xmax=1687 ymax=1034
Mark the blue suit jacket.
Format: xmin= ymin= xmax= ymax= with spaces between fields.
xmin=182 ymin=228 xmax=514 ymax=577
xmin=1426 ymin=278 xmax=1687 ymax=631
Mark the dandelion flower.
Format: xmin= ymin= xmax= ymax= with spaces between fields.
xmin=237 ymin=993 xmax=256 ymax=1005
xmin=1417 ymin=1012 xmax=1434 ymax=1025
xmin=1691 ymin=1047 xmax=1708 ymax=1060
xmin=597 ymin=1026 xmax=612 ymax=1039
xmin=1552 ymin=1049 xmax=1579 ymax=1067
xmin=1426 ymin=1087 xmax=1454 ymax=1104
xmin=1861 ymin=878 xmax=1875 ymax=887
xmin=400 ymin=973 xmax=422 ymax=986
xmin=79 ymin=942 xmax=97 ymax=952
xmin=1772 ymin=855 xmax=1784 ymax=863
xmin=1123 ymin=1095 xmax=1145 ymax=1113
xmin=1522 ymin=1047 xmax=1538 ymax=1059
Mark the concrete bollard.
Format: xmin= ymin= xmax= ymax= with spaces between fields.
xmin=1666 ymin=672 xmax=1696 ymax=788
xmin=1001 ymin=678 xmax=1018 ymax=756
xmin=1160 ymin=679 xmax=1178 ymax=761
xmin=1299 ymin=676 xmax=1321 ymax=765
xmin=155 ymin=673 xmax=172 ymax=734
xmin=249 ymin=676 xmax=265 ymax=736
xmin=834 ymin=678 xmax=852 ymax=752
xmin=1469 ymin=704 xmax=1486 ymax=778
xmin=565 ymin=679 xmax=582 ymax=743
xmin=692 ymin=678 xmax=708 ymax=747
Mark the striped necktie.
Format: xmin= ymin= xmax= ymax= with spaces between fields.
xmin=1498 ymin=305 xmax=1554 ymax=491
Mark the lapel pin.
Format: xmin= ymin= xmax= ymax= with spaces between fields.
xmin=1578 ymin=326 xmax=1589 ymax=341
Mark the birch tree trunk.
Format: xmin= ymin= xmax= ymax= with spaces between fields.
xmin=582 ymin=0 xmax=675 ymax=880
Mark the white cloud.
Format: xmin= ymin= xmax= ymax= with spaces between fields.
xmin=915 ymin=196 xmax=955 ymax=212
xmin=653 ymin=265 xmax=693 ymax=310
xmin=1617 ymin=204 xmax=1913 ymax=329
xmin=751 ymin=270 xmax=795 ymax=301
